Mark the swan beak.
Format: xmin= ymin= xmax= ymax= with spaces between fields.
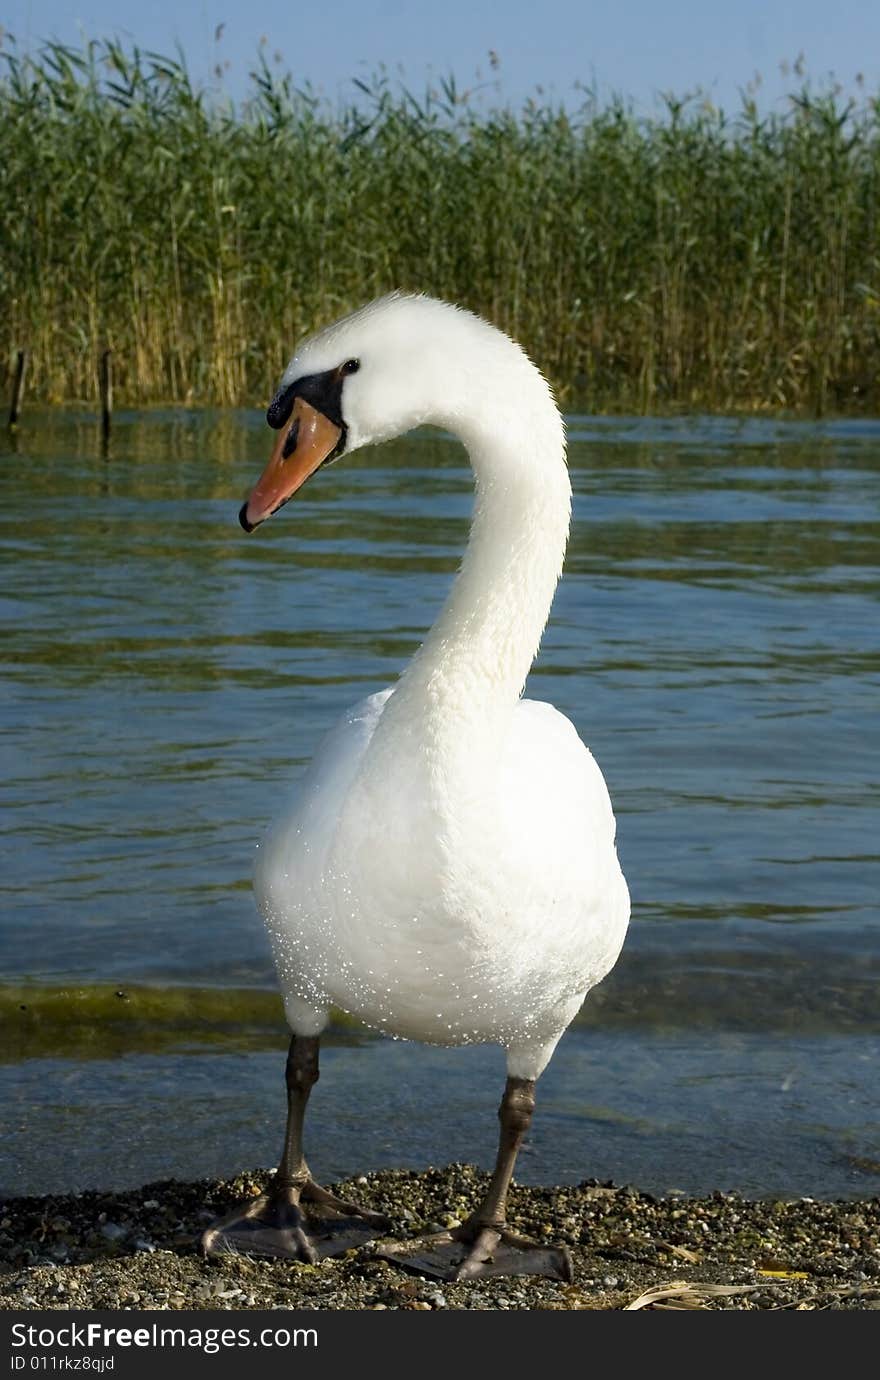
xmin=240 ymin=397 xmax=343 ymax=532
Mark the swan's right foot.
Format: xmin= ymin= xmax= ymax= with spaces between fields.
xmin=201 ymin=1033 xmax=388 ymax=1261
xmin=200 ymin=1179 xmax=390 ymax=1262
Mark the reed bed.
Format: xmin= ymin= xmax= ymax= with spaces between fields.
xmin=2 ymin=38 xmax=880 ymax=412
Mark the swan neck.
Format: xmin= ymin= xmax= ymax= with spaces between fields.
xmin=393 ymin=424 xmax=571 ymax=722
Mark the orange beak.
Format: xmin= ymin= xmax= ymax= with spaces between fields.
xmin=240 ymin=397 xmax=343 ymax=532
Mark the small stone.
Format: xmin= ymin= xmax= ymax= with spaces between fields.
xmin=100 ymin=1222 xmax=127 ymax=1242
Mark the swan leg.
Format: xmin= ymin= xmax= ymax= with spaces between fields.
xmin=377 ymin=1076 xmax=573 ymax=1282
xmin=200 ymin=1035 xmax=389 ymax=1261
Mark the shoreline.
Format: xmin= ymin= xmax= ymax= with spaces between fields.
xmin=2 ymin=1166 xmax=877 ymax=1311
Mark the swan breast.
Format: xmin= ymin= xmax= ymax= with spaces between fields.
xmin=256 ymin=691 xmax=629 ymax=1048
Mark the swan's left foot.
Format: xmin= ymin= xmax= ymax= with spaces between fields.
xmin=379 ymin=1074 xmax=573 ymax=1282
xmin=377 ymin=1219 xmax=573 ymax=1282
xmin=201 ymin=1178 xmax=390 ymax=1262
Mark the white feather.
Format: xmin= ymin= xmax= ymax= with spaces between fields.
xmin=256 ymin=295 xmax=630 ymax=1081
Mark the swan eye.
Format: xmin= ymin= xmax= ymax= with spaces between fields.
xmin=342 ymin=358 xmax=360 ymax=375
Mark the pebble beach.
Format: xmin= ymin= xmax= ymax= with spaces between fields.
xmin=2 ymin=1165 xmax=878 ymax=1312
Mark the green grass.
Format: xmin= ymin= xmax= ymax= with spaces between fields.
xmin=2 ymin=37 xmax=880 ymax=412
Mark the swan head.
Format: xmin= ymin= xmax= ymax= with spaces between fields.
xmin=240 ymin=293 xmax=560 ymax=531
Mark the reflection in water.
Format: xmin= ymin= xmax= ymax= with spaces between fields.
xmin=1 ymin=410 xmax=878 ymax=1196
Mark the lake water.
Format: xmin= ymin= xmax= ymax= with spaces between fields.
xmin=1 ymin=409 xmax=878 ymax=1200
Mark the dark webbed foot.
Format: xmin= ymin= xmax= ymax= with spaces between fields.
xmin=377 ymin=1219 xmax=573 ymax=1282
xmin=201 ymin=1034 xmax=390 ymax=1262
xmin=378 ymin=1075 xmax=572 ymax=1282
xmin=201 ymin=1178 xmax=390 ymax=1262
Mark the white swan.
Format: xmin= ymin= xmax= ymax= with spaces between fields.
xmin=202 ymin=293 xmax=630 ymax=1281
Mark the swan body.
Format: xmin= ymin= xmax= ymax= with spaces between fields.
xmin=259 ymin=687 xmax=628 ymax=1075
xmin=203 ymin=293 xmax=630 ymax=1277
xmin=252 ymin=294 xmax=630 ymax=1080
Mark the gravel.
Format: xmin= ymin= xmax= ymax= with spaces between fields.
xmin=1 ymin=1165 xmax=878 ymax=1311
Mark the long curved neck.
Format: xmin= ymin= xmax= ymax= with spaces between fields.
xmin=405 ymin=443 xmax=569 ymax=708
xmin=375 ymin=397 xmax=571 ymax=775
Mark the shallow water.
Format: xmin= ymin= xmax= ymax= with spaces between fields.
xmin=1 ymin=409 xmax=878 ymax=1198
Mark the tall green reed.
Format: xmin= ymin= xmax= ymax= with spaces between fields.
xmin=2 ymin=38 xmax=879 ymax=412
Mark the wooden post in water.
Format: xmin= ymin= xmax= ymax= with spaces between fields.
xmin=8 ymin=350 xmax=26 ymax=428
xmin=99 ymin=349 xmax=113 ymax=446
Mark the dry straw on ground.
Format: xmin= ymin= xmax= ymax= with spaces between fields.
xmin=2 ymin=1165 xmax=878 ymax=1311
